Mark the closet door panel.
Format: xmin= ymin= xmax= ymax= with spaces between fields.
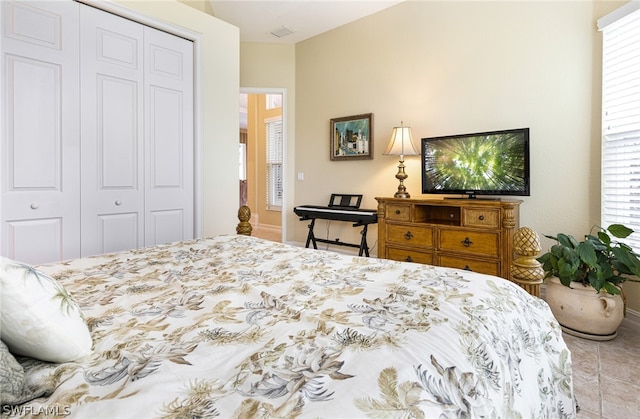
xmin=99 ymin=75 xmax=138 ymax=188
xmin=144 ymin=27 xmax=194 ymax=246
xmin=1 ymin=1 xmax=80 ymax=264
xmin=97 ymin=213 xmax=139 ymax=253
xmin=9 ymin=57 xmax=59 ymax=189
xmin=149 ymin=87 xmax=183 ymax=186
xmin=6 ymin=2 xmax=62 ymax=49
xmin=148 ymin=209 xmax=184 ymax=245
xmin=6 ymin=219 xmax=63 ymax=264
xmin=80 ymin=5 xmax=144 ymax=257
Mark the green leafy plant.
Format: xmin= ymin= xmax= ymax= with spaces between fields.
xmin=537 ymin=224 xmax=640 ymax=295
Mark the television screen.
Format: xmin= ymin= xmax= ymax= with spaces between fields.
xmin=421 ymin=128 xmax=530 ymax=198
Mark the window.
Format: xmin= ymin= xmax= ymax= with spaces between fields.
xmin=266 ymin=94 xmax=282 ymax=110
xmin=599 ymin=3 xmax=640 ymax=250
xmin=266 ymin=117 xmax=283 ymax=209
xmin=238 ymin=143 xmax=246 ymax=181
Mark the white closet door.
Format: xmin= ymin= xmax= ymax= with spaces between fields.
xmin=80 ymin=6 xmax=144 ymax=256
xmin=144 ymin=27 xmax=194 ymax=246
xmin=2 ymin=1 xmax=195 ymax=262
xmin=79 ymin=5 xmax=145 ymax=256
xmin=0 ymin=1 xmax=80 ymax=264
xmin=80 ymin=5 xmax=193 ymax=255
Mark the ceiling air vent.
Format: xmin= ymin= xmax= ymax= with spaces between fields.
xmin=270 ymin=25 xmax=294 ymax=38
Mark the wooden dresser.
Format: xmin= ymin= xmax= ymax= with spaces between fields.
xmin=375 ymin=197 xmax=522 ymax=280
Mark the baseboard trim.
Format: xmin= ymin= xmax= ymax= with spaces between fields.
xmin=624 ymin=309 xmax=640 ymax=331
xmin=253 ymin=223 xmax=281 ymax=232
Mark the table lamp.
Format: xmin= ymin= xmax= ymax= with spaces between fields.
xmin=383 ymin=122 xmax=419 ymax=198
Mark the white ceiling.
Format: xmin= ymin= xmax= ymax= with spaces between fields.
xmin=210 ymin=0 xmax=405 ymax=44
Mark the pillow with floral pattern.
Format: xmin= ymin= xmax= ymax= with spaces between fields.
xmin=0 ymin=257 xmax=92 ymax=363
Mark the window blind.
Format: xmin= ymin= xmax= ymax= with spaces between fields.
xmin=600 ymin=5 xmax=640 ymax=250
xmin=266 ymin=118 xmax=283 ymax=209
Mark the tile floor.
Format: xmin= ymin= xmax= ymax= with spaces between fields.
xmin=565 ymin=319 xmax=640 ymax=418
xmin=250 ymin=227 xmax=640 ymax=418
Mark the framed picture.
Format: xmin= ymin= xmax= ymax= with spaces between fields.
xmin=330 ymin=113 xmax=373 ymax=161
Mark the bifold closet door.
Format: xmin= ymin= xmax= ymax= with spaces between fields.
xmin=1 ymin=1 xmax=195 ymax=262
xmin=144 ymin=24 xmax=194 ymax=247
xmin=80 ymin=5 xmax=145 ymax=256
xmin=80 ymin=5 xmax=194 ymax=256
xmin=0 ymin=1 xmax=81 ymax=264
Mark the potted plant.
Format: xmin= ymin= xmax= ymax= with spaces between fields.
xmin=537 ymin=224 xmax=640 ymax=340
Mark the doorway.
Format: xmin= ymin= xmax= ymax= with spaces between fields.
xmin=239 ymin=90 xmax=286 ymax=242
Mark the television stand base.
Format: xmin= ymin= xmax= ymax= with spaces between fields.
xmin=444 ymin=196 xmax=502 ymax=201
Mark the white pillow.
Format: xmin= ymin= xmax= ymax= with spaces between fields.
xmin=0 ymin=257 xmax=92 ymax=363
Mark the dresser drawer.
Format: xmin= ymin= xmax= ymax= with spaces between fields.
xmin=388 ymin=247 xmax=433 ymax=264
xmin=386 ymin=204 xmax=411 ymax=221
xmin=438 ymin=255 xmax=500 ymax=277
xmin=387 ymin=224 xmax=433 ymax=247
xmin=463 ymin=208 xmax=500 ymax=229
xmin=439 ymin=229 xmax=499 ymax=256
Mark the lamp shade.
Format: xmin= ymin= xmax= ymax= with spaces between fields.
xmin=383 ymin=125 xmax=419 ymax=157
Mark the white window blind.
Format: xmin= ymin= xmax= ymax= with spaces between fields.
xmin=600 ymin=4 xmax=640 ymax=251
xmin=266 ymin=118 xmax=283 ymax=209
xmin=266 ymin=94 xmax=282 ymax=110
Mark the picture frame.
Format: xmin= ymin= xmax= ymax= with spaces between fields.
xmin=330 ymin=113 xmax=373 ymax=161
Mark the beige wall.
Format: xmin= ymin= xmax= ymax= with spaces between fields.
xmin=241 ymin=1 xmax=638 ymax=312
xmin=295 ymin=0 xmax=599 ymax=245
xmin=114 ymin=0 xmax=240 ymax=237
xmin=176 ymin=0 xmax=214 ymax=16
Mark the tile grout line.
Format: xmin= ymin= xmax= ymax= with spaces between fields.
xmin=596 ymin=340 xmax=603 ymax=418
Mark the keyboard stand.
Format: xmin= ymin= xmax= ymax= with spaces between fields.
xmin=304 ymin=218 xmax=373 ymax=257
xmin=294 ymin=195 xmax=377 ymax=257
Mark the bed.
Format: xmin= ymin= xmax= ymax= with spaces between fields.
xmin=1 ymin=224 xmax=575 ymax=417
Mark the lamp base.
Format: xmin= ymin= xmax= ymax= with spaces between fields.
xmin=394 ymin=191 xmax=411 ymax=199
xmin=393 ymin=159 xmax=411 ymax=199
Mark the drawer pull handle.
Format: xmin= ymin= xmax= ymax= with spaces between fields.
xmin=404 ymin=231 xmax=414 ymax=240
xmin=115 ymin=200 xmax=122 ymax=206
xmin=463 ymin=265 xmax=472 ymax=271
xmin=395 ymin=210 xmax=401 ymax=215
xmin=461 ymin=237 xmax=473 ymax=247
xmin=405 ymin=256 xmax=413 ymax=263
xmin=30 ymin=203 xmax=39 ymax=210
xmin=479 ymin=215 xmax=485 ymax=221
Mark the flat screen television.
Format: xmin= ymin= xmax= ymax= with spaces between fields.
xmin=421 ymin=128 xmax=530 ymax=199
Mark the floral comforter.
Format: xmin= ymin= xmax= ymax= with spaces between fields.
xmin=11 ymin=235 xmax=575 ymax=418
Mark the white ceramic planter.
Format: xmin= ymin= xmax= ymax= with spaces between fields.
xmin=544 ymin=277 xmax=624 ymax=341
